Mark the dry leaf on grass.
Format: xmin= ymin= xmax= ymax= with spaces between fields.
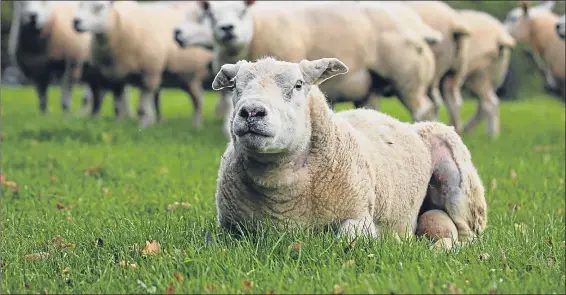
xmin=489 ymin=288 xmax=497 ymax=295
xmin=166 ymin=283 xmax=175 ymax=295
xmin=119 ymin=261 xmax=137 ymax=270
xmin=447 ymin=283 xmax=462 ymax=294
xmin=479 ymin=253 xmax=491 ymax=261
xmin=142 ymin=240 xmax=161 ymax=256
xmin=24 ymin=252 xmax=49 ymax=262
xmin=204 ymin=284 xmax=217 ymax=292
xmin=332 ymin=284 xmax=344 ymax=295
xmin=56 ymin=202 xmax=65 ymax=210
xmin=514 ymin=223 xmax=528 ymax=235
xmin=534 ymin=145 xmax=556 ymax=152
xmin=53 ymin=235 xmax=65 ymax=246
xmin=41 ymin=288 xmax=48 ymax=295
xmin=167 ymin=202 xmax=192 ymax=211
xmin=289 ymin=242 xmax=303 ymax=252
xmin=242 ymin=280 xmax=254 ymax=291
xmin=342 ymin=259 xmax=355 ymax=268
xmin=490 ymin=179 xmax=497 ymax=191
xmin=63 ymin=267 xmax=71 ymax=274
xmin=66 ymin=216 xmax=73 ymax=222
xmin=49 ymin=176 xmax=58 ymax=184
xmin=173 ymin=272 xmax=184 ymax=283
xmin=84 ymin=166 xmax=102 ymax=176
xmin=4 ymin=180 xmax=19 ymax=192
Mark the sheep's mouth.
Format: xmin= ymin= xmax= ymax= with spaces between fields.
xmin=237 ymin=129 xmax=273 ymax=138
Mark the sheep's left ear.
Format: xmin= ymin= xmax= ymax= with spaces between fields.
xmin=299 ymin=58 xmax=349 ymax=85
xmin=245 ymin=0 xmax=256 ymax=7
xmin=521 ymin=1 xmax=529 ymax=16
xmin=212 ymin=60 xmax=248 ymax=91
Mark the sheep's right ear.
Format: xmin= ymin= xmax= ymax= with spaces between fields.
xmin=212 ymin=61 xmax=247 ymax=91
xmin=299 ymin=58 xmax=349 ymax=85
xmin=199 ymin=0 xmax=210 ymax=11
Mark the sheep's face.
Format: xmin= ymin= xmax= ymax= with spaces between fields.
xmin=174 ymin=11 xmax=214 ymax=49
xmin=197 ymin=1 xmax=255 ymax=49
xmin=20 ymin=1 xmax=53 ymax=31
xmin=504 ymin=1 xmax=555 ymax=42
xmin=557 ymin=14 xmax=566 ymax=40
xmin=73 ymin=1 xmax=114 ymax=34
xmin=211 ymin=57 xmax=348 ymax=155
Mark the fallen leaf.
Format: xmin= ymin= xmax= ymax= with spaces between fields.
xmin=510 ymin=169 xmax=517 ymax=181
xmin=0 ymin=174 xmax=5 ymax=185
xmin=204 ymin=284 xmax=217 ymax=292
xmin=289 ymin=242 xmax=303 ymax=252
xmin=84 ymin=166 xmax=102 ymax=176
xmin=2 ymin=260 xmax=6 ymax=267
xmin=490 ymin=179 xmax=497 ymax=191
xmin=534 ymin=145 xmax=555 ymax=152
xmin=447 ymin=283 xmax=461 ymax=294
xmin=41 ymin=288 xmax=48 ymax=295
xmin=479 ymin=253 xmax=491 ymax=261
xmin=119 ymin=261 xmax=137 ymax=270
xmin=24 ymin=252 xmax=49 ymax=262
xmin=173 ymin=272 xmax=184 ymax=283
xmin=180 ymin=202 xmax=191 ymax=209
xmin=332 ymin=284 xmax=344 ymax=295
xmin=4 ymin=180 xmax=19 ymax=192
xmin=514 ymin=223 xmax=528 ymax=235
xmin=60 ymin=243 xmax=76 ymax=249
xmin=63 ymin=267 xmax=71 ymax=274
xmin=489 ymin=288 xmax=497 ymax=295
xmin=242 ymin=280 xmax=254 ymax=291
xmin=49 ymin=176 xmax=58 ymax=184
xmin=56 ymin=202 xmax=65 ymax=210
xmin=52 ymin=235 xmax=65 ymax=246
xmin=66 ymin=216 xmax=73 ymax=222
xmin=167 ymin=202 xmax=192 ymax=211
xmin=142 ymin=240 xmax=161 ymax=256
xmin=166 ymin=283 xmax=175 ymax=295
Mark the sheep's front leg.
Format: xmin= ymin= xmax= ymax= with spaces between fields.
xmin=337 ymin=215 xmax=378 ymax=239
xmin=138 ymin=75 xmax=161 ymax=128
xmin=61 ymin=60 xmax=81 ymax=113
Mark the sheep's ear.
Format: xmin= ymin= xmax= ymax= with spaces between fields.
xmin=199 ymin=0 xmax=210 ymax=11
xmin=212 ymin=61 xmax=248 ymax=91
xmin=521 ymin=1 xmax=529 ymax=16
xmin=245 ymin=0 xmax=256 ymax=7
xmin=299 ymin=58 xmax=349 ymax=85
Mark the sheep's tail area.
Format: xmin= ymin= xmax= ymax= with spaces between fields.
xmin=413 ymin=122 xmax=488 ymax=243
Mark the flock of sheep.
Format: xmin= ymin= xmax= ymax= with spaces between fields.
xmin=8 ymin=1 xmax=566 ymax=137
xmin=6 ymin=1 xmax=566 ymax=247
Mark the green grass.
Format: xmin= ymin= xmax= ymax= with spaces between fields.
xmin=1 ymin=86 xmax=565 ymax=294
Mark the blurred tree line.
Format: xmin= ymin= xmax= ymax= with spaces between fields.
xmin=1 ymin=0 xmax=564 ymax=100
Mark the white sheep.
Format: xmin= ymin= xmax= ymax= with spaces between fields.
xmin=504 ymin=1 xmax=565 ymax=98
xmin=556 ymin=14 xmax=566 ymax=40
xmin=405 ymin=1 xmax=473 ymax=133
xmin=9 ymin=1 xmax=93 ymax=113
xmin=73 ymin=0 xmax=214 ymax=128
xmin=458 ymin=10 xmax=517 ymax=137
xmin=557 ymin=14 xmax=565 ymax=40
xmin=211 ymin=57 xmax=487 ymax=243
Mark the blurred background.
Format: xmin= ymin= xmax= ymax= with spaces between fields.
xmin=1 ymin=0 xmax=565 ymax=101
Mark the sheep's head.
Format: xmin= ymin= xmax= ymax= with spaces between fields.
xmin=73 ymin=1 xmax=114 ymax=34
xmin=196 ymin=1 xmax=255 ymax=50
xmin=174 ymin=7 xmax=214 ymax=49
xmin=503 ymin=1 xmax=555 ymax=42
xmin=212 ymin=57 xmax=348 ymax=155
xmin=20 ymin=1 xmax=53 ymax=31
xmin=557 ymin=14 xmax=566 ymax=40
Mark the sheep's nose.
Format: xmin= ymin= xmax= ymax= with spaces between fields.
xmin=29 ymin=13 xmax=37 ymax=23
xmin=239 ymin=105 xmax=267 ymax=120
xmin=556 ymin=23 xmax=562 ymax=31
xmin=73 ymin=19 xmax=81 ymax=29
xmin=174 ymin=28 xmax=182 ymax=40
xmin=220 ymin=24 xmax=234 ymax=32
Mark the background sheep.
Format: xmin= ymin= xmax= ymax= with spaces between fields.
xmin=557 ymin=14 xmax=566 ymax=40
xmin=211 ymin=57 xmax=486 ymax=243
xmin=73 ymin=0 xmax=214 ymax=128
xmin=180 ymin=1 xmax=430 ymax=138
xmin=504 ymin=1 xmax=565 ymax=99
xmin=10 ymin=1 xmax=92 ymax=114
xmin=457 ymin=10 xmax=516 ymax=137
xmin=406 ymin=1 xmax=472 ymax=133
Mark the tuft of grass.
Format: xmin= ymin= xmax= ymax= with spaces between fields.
xmin=1 ymin=86 xmax=564 ymax=294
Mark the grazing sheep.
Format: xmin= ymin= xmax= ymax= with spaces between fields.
xmin=182 ymin=1 xmax=431 ymax=138
xmin=212 ymin=57 xmax=487 ymax=243
xmin=10 ymin=1 xmax=93 ymax=113
xmin=504 ymin=1 xmax=565 ymax=99
xmin=557 ymin=14 xmax=566 ymax=40
xmin=73 ymin=0 xmax=214 ymax=128
xmin=457 ymin=10 xmax=516 ymax=137
xmin=405 ymin=1 xmax=472 ymax=132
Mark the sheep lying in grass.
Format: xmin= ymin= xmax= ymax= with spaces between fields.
xmin=455 ymin=10 xmax=516 ymax=137
xmin=73 ymin=1 xmax=214 ymax=128
xmin=557 ymin=14 xmax=565 ymax=40
xmin=10 ymin=1 xmax=92 ymax=113
xmin=504 ymin=1 xmax=565 ymax=99
xmin=406 ymin=1 xmax=472 ymax=132
xmin=212 ymin=57 xmax=487 ymax=243
xmin=180 ymin=1 xmax=429 ymax=138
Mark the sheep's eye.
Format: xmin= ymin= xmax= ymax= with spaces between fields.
xmin=294 ymin=80 xmax=303 ymax=90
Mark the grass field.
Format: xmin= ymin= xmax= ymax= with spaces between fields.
xmin=1 ymin=86 xmax=565 ymax=294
